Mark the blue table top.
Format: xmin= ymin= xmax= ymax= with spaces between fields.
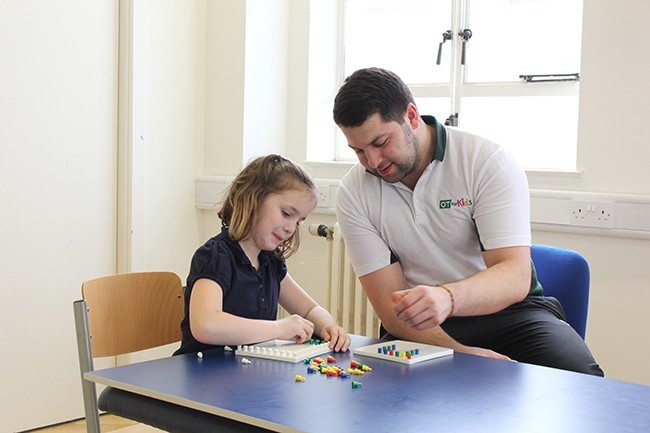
xmin=87 ymin=335 xmax=650 ymax=433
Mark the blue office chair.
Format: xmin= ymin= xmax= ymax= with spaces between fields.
xmin=530 ymin=244 xmax=590 ymax=340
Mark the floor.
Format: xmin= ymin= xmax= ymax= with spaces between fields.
xmin=28 ymin=415 xmax=163 ymax=433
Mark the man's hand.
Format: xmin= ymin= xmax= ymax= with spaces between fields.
xmin=392 ymin=285 xmax=453 ymax=330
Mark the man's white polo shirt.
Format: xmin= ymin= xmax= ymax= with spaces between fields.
xmin=336 ymin=116 xmax=531 ymax=289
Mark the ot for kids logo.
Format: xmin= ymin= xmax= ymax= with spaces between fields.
xmin=439 ymin=197 xmax=473 ymax=209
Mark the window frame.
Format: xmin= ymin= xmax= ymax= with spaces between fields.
xmin=299 ymin=0 xmax=583 ymax=177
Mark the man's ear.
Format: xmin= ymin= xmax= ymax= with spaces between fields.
xmin=405 ymin=102 xmax=420 ymax=128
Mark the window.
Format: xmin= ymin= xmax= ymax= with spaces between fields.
xmin=337 ymin=0 xmax=583 ymax=171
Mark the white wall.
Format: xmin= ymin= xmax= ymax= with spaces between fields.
xmin=132 ymin=0 xmax=206 ymax=276
xmin=528 ymin=0 xmax=650 ymax=385
xmin=243 ymin=0 xmax=290 ymax=160
xmin=203 ymin=0 xmax=291 ymax=174
xmin=0 ymin=1 xmax=117 ymax=432
xmin=0 ymin=0 xmax=206 ymax=431
xmin=204 ymin=0 xmax=246 ymax=175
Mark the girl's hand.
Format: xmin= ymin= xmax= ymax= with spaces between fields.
xmin=276 ymin=314 xmax=314 ymax=343
xmin=320 ymin=324 xmax=351 ymax=352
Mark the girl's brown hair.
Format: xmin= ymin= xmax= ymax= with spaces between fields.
xmin=218 ymin=154 xmax=315 ymax=259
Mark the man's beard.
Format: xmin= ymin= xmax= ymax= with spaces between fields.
xmin=374 ymin=123 xmax=420 ymax=183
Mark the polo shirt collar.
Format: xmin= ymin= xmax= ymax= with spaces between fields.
xmin=421 ymin=115 xmax=447 ymax=162
xmin=219 ymin=226 xmax=273 ymax=268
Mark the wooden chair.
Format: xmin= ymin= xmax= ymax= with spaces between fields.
xmin=73 ymin=271 xmax=184 ymax=433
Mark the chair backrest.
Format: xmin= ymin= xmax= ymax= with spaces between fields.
xmin=81 ymin=271 xmax=184 ymax=357
xmin=74 ymin=271 xmax=183 ymax=433
xmin=530 ymin=244 xmax=590 ymax=339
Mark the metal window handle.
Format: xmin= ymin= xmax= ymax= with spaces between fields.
xmin=459 ymin=29 xmax=472 ymax=65
xmin=436 ymin=30 xmax=453 ymax=65
xmin=519 ymin=73 xmax=580 ymax=83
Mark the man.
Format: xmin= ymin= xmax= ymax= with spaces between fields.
xmin=333 ymin=67 xmax=603 ymax=375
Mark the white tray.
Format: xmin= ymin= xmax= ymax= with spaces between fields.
xmin=234 ymin=339 xmax=332 ymax=363
xmin=353 ymin=340 xmax=453 ymax=365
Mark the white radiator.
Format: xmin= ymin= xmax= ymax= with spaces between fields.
xmin=309 ymin=223 xmax=380 ymax=338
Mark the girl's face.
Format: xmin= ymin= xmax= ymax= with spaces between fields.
xmin=245 ymin=186 xmax=316 ymax=254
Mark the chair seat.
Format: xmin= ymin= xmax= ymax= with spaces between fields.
xmin=98 ymin=387 xmax=271 ymax=433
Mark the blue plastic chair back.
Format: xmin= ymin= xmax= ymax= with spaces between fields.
xmin=531 ymin=244 xmax=590 ymax=339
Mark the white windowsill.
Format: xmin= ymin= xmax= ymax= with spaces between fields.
xmin=525 ymin=168 xmax=583 ymax=178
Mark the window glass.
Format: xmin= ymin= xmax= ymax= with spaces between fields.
xmin=466 ymin=0 xmax=583 ymax=82
xmin=414 ymin=97 xmax=453 ymax=123
xmin=336 ymin=129 xmax=355 ymax=161
xmin=343 ymin=0 xmax=452 ymax=84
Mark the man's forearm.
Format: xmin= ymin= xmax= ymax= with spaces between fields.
xmin=382 ymin=316 xmax=466 ymax=351
xmin=382 ymin=316 xmax=510 ymax=360
xmin=446 ymin=246 xmax=531 ymax=317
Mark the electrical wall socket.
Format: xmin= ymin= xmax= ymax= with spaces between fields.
xmin=315 ymin=179 xmax=339 ymax=209
xmin=569 ymin=200 xmax=614 ymax=228
xmin=317 ymin=184 xmax=330 ymax=208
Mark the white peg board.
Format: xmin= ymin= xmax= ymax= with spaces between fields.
xmin=353 ymin=340 xmax=453 ymax=365
xmin=235 ymin=339 xmax=332 ymax=363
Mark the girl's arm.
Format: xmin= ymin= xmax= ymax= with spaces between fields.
xmin=189 ymin=278 xmax=314 ymax=346
xmin=279 ymin=274 xmax=351 ymax=352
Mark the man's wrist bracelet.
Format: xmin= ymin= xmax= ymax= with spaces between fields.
xmin=438 ymin=284 xmax=455 ymax=317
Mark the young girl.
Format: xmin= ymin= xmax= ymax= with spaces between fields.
xmin=174 ymin=154 xmax=350 ymax=355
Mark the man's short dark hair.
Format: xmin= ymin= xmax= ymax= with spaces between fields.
xmin=333 ymin=67 xmax=415 ymax=127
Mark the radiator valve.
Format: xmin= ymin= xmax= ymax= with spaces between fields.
xmin=308 ymin=224 xmax=333 ymax=239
